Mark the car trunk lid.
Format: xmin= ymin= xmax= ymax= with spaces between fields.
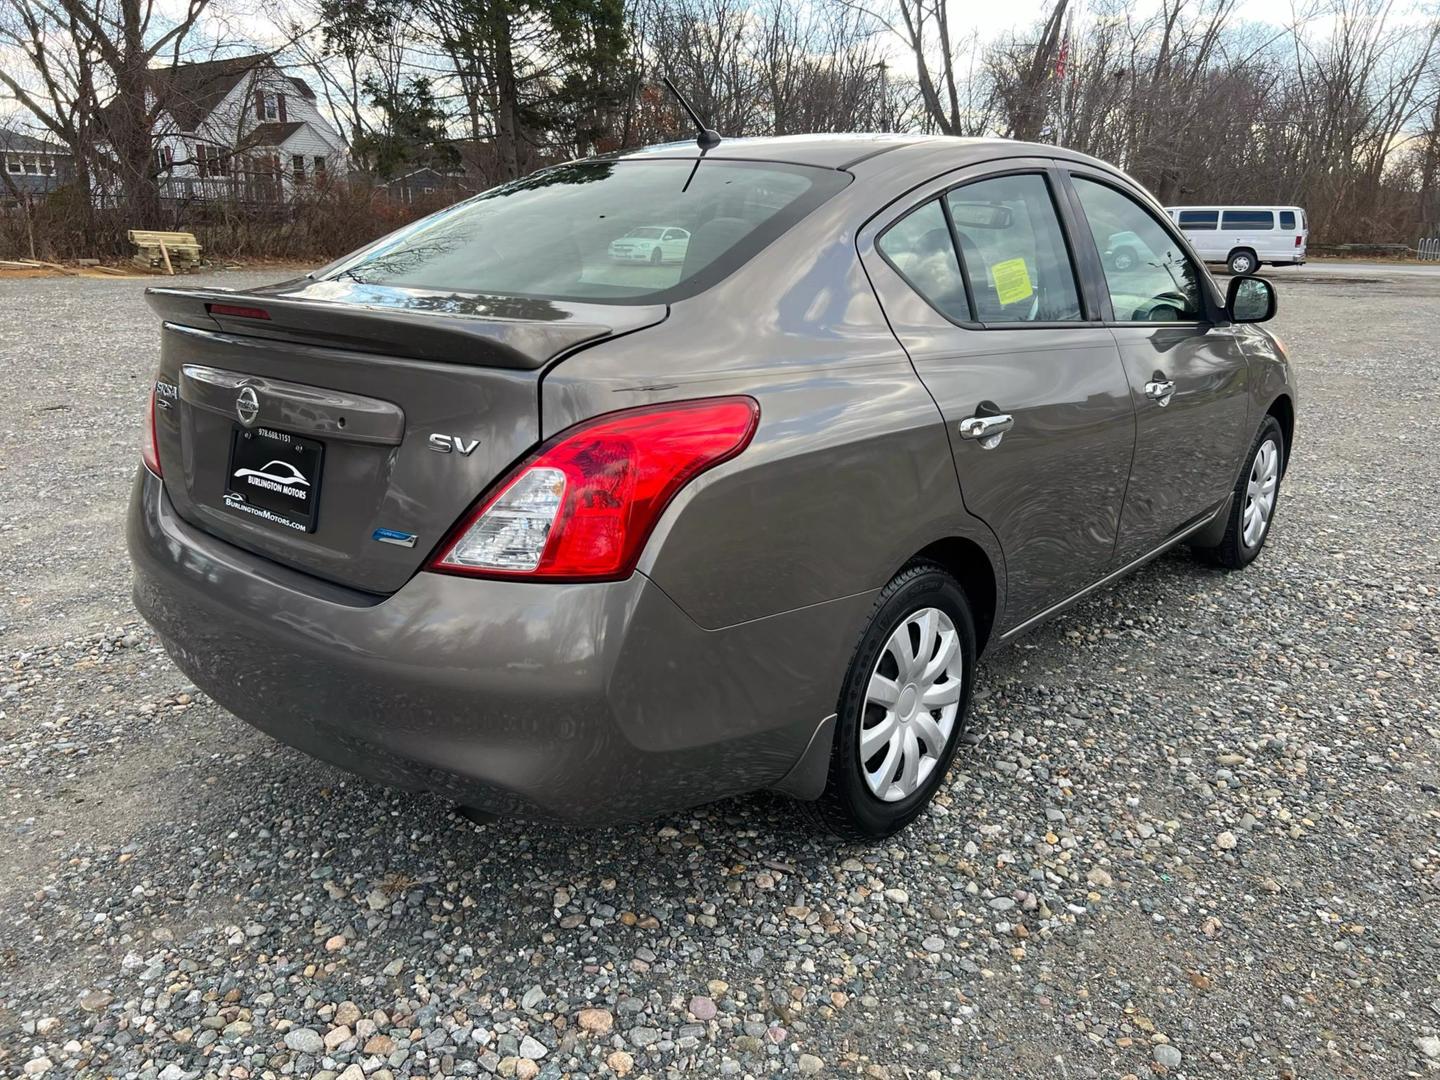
xmin=146 ymin=282 xmax=666 ymax=594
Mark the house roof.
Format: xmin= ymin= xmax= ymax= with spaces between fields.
xmin=246 ymin=121 xmax=306 ymax=148
xmin=0 ymin=131 xmax=68 ymax=155
xmin=149 ymin=54 xmax=316 ymax=133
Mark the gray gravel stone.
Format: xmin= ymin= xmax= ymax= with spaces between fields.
xmin=284 ymin=1028 xmax=325 ymax=1054
xmin=1154 ymin=1044 xmax=1182 ymax=1069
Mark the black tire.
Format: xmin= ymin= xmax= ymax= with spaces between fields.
xmin=809 ymin=562 xmax=977 ymax=840
xmin=649 ymin=246 xmax=663 ymax=265
xmin=1195 ymin=415 xmax=1285 ymax=570
xmin=1227 ymin=248 xmax=1258 ymax=275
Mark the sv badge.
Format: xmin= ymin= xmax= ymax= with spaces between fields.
xmin=429 ymin=433 xmax=480 ymax=455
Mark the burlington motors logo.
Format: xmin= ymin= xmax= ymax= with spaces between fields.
xmin=235 ymin=386 xmax=260 ymax=426
xmin=233 ymin=460 xmax=310 ymax=501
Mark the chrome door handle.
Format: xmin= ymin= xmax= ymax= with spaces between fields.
xmin=1144 ymin=378 xmax=1175 ymax=407
xmin=958 ymin=412 xmax=1014 ymax=449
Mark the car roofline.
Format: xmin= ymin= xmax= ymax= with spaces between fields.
xmin=576 ymin=136 xmax=928 ymax=171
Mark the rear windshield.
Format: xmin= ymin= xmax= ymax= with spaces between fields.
xmin=330 ymin=159 xmax=848 ymax=304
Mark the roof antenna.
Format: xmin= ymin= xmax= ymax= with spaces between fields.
xmin=662 ymin=75 xmax=721 ymax=152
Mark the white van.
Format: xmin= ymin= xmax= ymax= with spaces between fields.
xmin=1164 ymin=205 xmax=1307 ymax=274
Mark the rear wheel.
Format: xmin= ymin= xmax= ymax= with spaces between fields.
xmin=1195 ymin=415 xmax=1285 ymax=570
xmin=809 ymin=562 xmax=976 ymax=840
xmin=1227 ymin=248 xmax=1258 ymax=275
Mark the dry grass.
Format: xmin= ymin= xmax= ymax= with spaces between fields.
xmin=1 ymin=181 xmax=465 ymax=265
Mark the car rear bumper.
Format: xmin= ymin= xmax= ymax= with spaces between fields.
xmin=128 ymin=469 xmax=860 ymax=823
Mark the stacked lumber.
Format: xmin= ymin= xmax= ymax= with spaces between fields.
xmin=128 ymin=229 xmax=203 ymax=273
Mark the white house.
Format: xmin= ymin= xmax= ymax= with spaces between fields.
xmin=146 ymin=54 xmax=348 ymax=201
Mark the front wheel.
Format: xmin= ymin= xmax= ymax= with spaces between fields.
xmin=649 ymin=246 xmax=663 ymax=265
xmin=809 ymin=562 xmax=977 ymax=840
xmin=1195 ymin=415 xmax=1285 ymax=570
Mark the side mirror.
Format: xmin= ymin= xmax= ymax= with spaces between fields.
xmin=1226 ymin=275 xmax=1277 ymax=323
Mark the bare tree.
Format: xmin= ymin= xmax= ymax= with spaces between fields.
xmin=752 ymin=1 xmax=894 ymax=134
xmin=0 ymin=0 xmax=103 ymax=200
xmin=846 ymin=0 xmax=996 ymax=134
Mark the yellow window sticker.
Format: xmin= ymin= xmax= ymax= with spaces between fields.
xmin=990 ymin=258 xmax=1034 ymax=306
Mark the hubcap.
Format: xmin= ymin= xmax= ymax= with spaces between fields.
xmin=1242 ymin=437 xmax=1280 ymax=547
xmin=1234 ymin=255 xmax=1252 ymax=273
xmin=860 ymin=607 xmax=963 ymax=802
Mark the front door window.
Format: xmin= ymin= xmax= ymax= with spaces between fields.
xmin=1070 ymin=177 xmax=1203 ymax=322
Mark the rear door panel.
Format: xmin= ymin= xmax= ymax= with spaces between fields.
xmin=903 ymin=325 xmax=1135 ymax=618
xmin=859 ymin=159 xmax=1136 ymax=628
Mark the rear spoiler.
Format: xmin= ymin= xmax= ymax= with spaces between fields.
xmin=145 ymin=284 xmax=667 ymax=370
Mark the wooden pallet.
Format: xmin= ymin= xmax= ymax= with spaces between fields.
xmin=128 ymin=229 xmax=203 ymax=274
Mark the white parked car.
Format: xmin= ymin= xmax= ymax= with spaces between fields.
xmin=1102 ymin=230 xmax=1149 ymax=271
xmin=607 ymin=226 xmax=690 ymax=264
xmin=1164 ymin=205 xmax=1307 ymax=274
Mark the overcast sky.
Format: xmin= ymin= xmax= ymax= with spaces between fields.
xmin=181 ymin=0 xmax=1317 ymax=58
xmin=0 ymin=0 xmax=1404 ymax=130
xmin=965 ymin=0 xmax=1303 ymax=36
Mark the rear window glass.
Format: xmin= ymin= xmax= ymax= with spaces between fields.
xmin=1178 ymin=210 xmax=1218 ymax=230
xmin=1279 ymin=210 xmax=1296 ymax=229
xmin=1222 ymin=210 xmax=1275 ymax=229
xmin=945 ymin=174 xmax=1082 ymax=323
xmin=329 ymin=160 xmax=847 ymax=304
xmin=876 ymin=199 xmax=970 ymax=322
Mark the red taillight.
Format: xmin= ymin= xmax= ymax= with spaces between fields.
xmin=429 ymin=397 xmax=760 ymax=582
xmin=141 ymin=384 xmax=162 ymax=477
xmin=1295 ymin=235 xmax=1303 ymax=247
xmin=207 ymin=303 xmax=271 ymax=320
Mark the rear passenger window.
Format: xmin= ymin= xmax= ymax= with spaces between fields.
xmin=1222 ymin=210 xmax=1275 ymax=229
xmin=1178 ymin=210 xmax=1219 ymax=230
xmin=944 ymin=174 xmax=1081 ymax=323
xmin=1279 ymin=211 xmax=1296 ymax=230
xmin=876 ymin=199 xmax=970 ymax=322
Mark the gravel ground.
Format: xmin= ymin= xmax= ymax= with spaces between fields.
xmin=1 ymin=266 xmax=1437 ymax=1080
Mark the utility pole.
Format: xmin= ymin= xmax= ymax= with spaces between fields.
xmin=879 ymin=61 xmax=889 ymax=131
